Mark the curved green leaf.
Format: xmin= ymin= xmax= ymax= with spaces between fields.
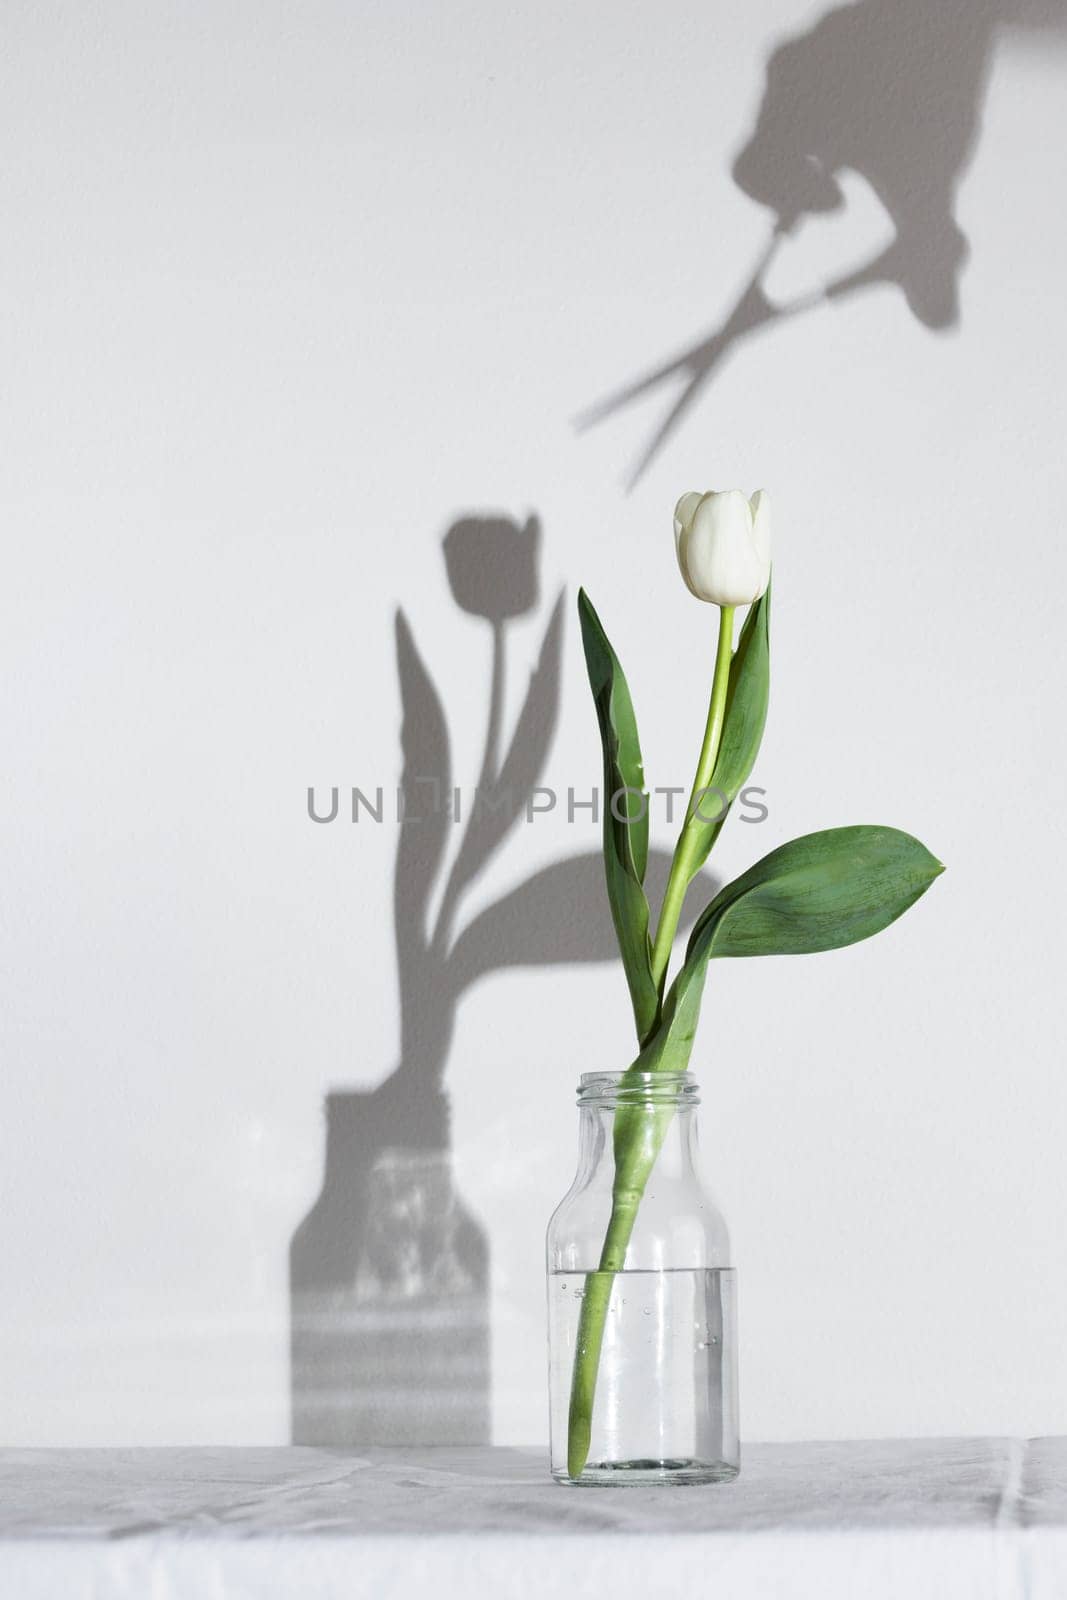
xmin=694 ymin=825 xmax=944 ymax=958
xmin=634 ymin=825 xmax=944 ymax=1074
xmin=578 ymin=589 xmax=657 ymax=1042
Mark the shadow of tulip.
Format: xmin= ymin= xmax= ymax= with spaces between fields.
xmin=579 ymin=0 xmax=1067 ymax=488
xmin=290 ymin=513 xmax=717 ymax=1444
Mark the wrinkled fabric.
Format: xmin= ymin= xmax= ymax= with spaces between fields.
xmin=0 ymin=1440 xmax=1064 ymax=1599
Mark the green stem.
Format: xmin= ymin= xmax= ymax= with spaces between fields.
xmin=566 ymin=609 xmax=734 ymax=1478
xmin=565 ymin=1205 xmax=636 ymax=1478
xmin=566 ymin=1101 xmax=674 ymax=1479
xmin=650 ymin=604 xmax=735 ymax=993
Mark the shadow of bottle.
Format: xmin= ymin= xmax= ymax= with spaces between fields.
xmin=289 ymin=1073 xmax=487 ymax=1443
xmin=290 ymin=514 xmax=561 ymax=1444
xmin=290 ymin=513 xmax=720 ymax=1443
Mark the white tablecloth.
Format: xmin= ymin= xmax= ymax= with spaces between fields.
xmin=1 ymin=1440 xmax=1065 ymax=1599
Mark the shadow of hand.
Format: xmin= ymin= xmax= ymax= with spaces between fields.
xmin=577 ymin=0 xmax=1066 ymax=486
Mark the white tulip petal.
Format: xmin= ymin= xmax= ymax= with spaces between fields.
xmin=675 ymin=522 xmax=703 ymax=597
xmin=749 ymin=489 xmax=772 ymax=598
xmin=684 ymin=490 xmax=763 ymax=606
xmin=673 ymin=491 xmax=704 ymax=540
xmin=674 ymin=491 xmax=706 ymax=596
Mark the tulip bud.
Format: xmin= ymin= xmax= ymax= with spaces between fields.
xmin=674 ymin=489 xmax=771 ymax=607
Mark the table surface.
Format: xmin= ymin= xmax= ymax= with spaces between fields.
xmin=1 ymin=1439 xmax=1065 ymax=1599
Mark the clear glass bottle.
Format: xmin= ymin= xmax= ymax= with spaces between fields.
xmin=546 ymin=1070 xmax=739 ymax=1485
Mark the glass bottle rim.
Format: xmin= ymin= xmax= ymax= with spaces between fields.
xmin=577 ymin=1070 xmax=699 ymax=1107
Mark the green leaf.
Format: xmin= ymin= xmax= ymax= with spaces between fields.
xmin=690 ymin=584 xmax=771 ymax=873
xmin=694 ymin=825 xmax=945 ymax=958
xmin=634 ymin=825 xmax=944 ymax=1074
xmin=578 ymin=589 xmax=658 ymax=1043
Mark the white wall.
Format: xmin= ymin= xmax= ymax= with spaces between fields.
xmin=3 ymin=0 xmax=1066 ymax=1445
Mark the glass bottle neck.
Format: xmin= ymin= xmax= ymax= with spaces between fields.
xmin=575 ymin=1100 xmax=702 ymax=1188
xmin=550 ymin=1071 xmax=730 ymax=1272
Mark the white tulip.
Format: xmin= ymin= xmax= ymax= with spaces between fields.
xmin=673 ymin=489 xmax=771 ymax=607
